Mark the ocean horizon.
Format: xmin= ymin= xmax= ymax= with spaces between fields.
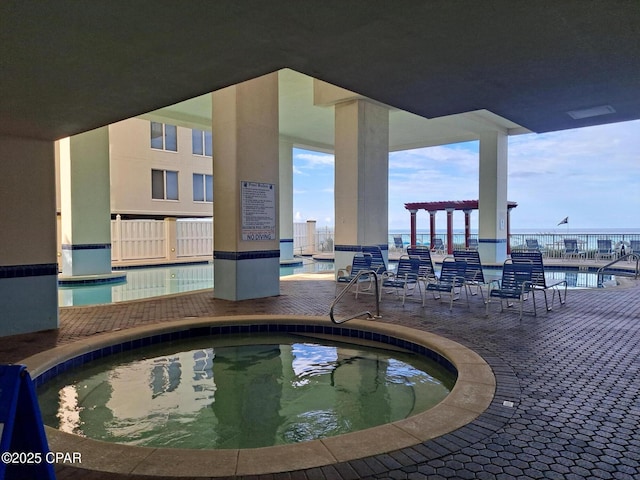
xmin=396 ymin=227 xmax=640 ymax=235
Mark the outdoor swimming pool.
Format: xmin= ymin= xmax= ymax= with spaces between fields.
xmin=58 ymin=260 xmax=614 ymax=307
xmin=58 ymin=260 xmax=333 ymax=307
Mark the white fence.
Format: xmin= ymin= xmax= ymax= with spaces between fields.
xmin=177 ymin=220 xmax=214 ymax=258
xmin=111 ymin=217 xmax=213 ymax=263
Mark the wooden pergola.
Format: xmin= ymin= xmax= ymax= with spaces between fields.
xmin=404 ymin=200 xmax=518 ymax=254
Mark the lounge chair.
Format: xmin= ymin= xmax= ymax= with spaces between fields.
xmin=453 ymin=249 xmax=486 ymax=303
xmin=335 ymin=253 xmax=374 ymax=298
xmin=467 ymin=238 xmax=479 ymax=251
xmin=511 ymin=251 xmax=567 ymax=311
xmin=563 ymin=239 xmax=586 ymax=260
xmin=525 ymin=239 xmax=545 ymax=256
xmin=381 ymin=255 xmax=421 ymax=305
xmin=425 ymin=257 xmax=467 ymax=310
xmin=392 ymin=235 xmax=405 ymax=252
xmin=486 ymin=259 xmax=536 ymax=320
xmin=361 ymin=245 xmax=390 ymax=276
xmin=407 ymin=246 xmax=437 ymax=280
xmin=407 ymin=246 xmax=438 ymax=300
xmin=430 ymin=238 xmax=446 ymax=255
xmin=629 ymin=240 xmax=640 ymax=255
xmin=595 ymin=239 xmax=615 ymax=261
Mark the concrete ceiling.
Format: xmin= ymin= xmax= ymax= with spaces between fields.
xmin=2 ymin=1 xmax=639 ymax=142
xmin=141 ymin=69 xmax=526 ymax=152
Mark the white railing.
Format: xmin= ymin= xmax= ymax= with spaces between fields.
xmin=111 ymin=216 xmax=213 ymax=263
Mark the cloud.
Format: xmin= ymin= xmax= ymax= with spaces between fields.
xmin=294 ymin=151 xmax=335 ymax=169
xmin=292 ymin=119 xmax=640 ymax=231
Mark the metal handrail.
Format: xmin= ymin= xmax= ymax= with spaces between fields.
xmin=596 ymin=253 xmax=640 ymax=286
xmin=329 ymin=270 xmax=382 ymax=324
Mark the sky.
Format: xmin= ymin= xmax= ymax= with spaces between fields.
xmin=292 ymin=119 xmax=640 ymax=232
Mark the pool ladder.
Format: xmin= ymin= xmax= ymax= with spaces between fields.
xmin=330 ymin=270 xmax=382 ymax=324
xmin=596 ymin=253 xmax=640 ymax=286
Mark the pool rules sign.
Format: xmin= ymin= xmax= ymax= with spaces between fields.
xmin=241 ymin=181 xmax=276 ymax=241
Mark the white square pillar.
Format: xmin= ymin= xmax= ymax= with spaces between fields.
xmin=59 ymin=127 xmax=112 ymax=276
xmin=478 ymin=130 xmax=509 ymax=264
xmin=334 ymin=99 xmax=389 ymax=273
xmin=213 ymin=72 xmax=280 ymax=300
xmin=0 ymin=135 xmax=59 ymax=336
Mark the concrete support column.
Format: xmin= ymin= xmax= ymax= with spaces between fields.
xmin=305 ymin=220 xmax=317 ymax=255
xmin=463 ymin=209 xmax=472 ymax=249
xmin=0 ymin=135 xmax=58 ymax=336
xmin=279 ymin=139 xmax=295 ymax=262
xmin=212 ymin=72 xmax=280 ymax=300
xmin=409 ymin=209 xmax=418 ymax=248
xmin=478 ymin=130 xmax=509 ymax=264
xmin=507 ymin=206 xmax=514 ymax=255
xmin=429 ymin=211 xmax=437 ymax=250
xmin=60 ymin=127 xmax=112 ymax=276
xmin=333 ymin=99 xmax=389 ymax=272
xmin=446 ymin=208 xmax=454 ymax=254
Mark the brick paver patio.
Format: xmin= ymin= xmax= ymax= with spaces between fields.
xmin=1 ymin=271 xmax=639 ymax=479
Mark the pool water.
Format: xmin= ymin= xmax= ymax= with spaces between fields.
xmin=37 ymin=333 xmax=455 ymax=449
xmin=58 ymin=260 xmax=333 ymax=307
xmin=58 ymin=260 xmax=611 ymax=307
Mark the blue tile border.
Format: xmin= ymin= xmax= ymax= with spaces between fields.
xmin=214 ymin=250 xmax=281 ymax=260
xmin=61 ymin=243 xmax=112 ymax=250
xmin=335 ymin=245 xmax=363 ymax=252
xmin=478 ymin=238 xmax=508 ymax=244
xmin=112 ymin=261 xmax=211 ymax=271
xmin=0 ymin=263 xmax=58 ymax=279
xmin=33 ymin=323 xmax=457 ymax=388
xmin=58 ymin=274 xmax=127 ymax=286
xmin=335 ymin=244 xmax=389 ymax=252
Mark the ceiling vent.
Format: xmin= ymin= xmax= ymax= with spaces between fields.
xmin=567 ymin=105 xmax=616 ymax=120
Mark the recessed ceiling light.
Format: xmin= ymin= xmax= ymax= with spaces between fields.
xmin=567 ymin=105 xmax=616 ymax=120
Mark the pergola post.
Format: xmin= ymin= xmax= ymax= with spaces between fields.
xmin=463 ymin=209 xmax=472 ymax=249
xmin=429 ymin=211 xmax=437 ymax=250
xmin=409 ymin=209 xmax=418 ymax=247
xmin=446 ymin=208 xmax=454 ymax=254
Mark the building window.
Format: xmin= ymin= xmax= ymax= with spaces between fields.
xmin=193 ymin=174 xmax=213 ymax=202
xmin=152 ymin=169 xmax=179 ymax=200
xmin=151 ymin=122 xmax=177 ymax=152
xmin=192 ymin=129 xmax=212 ymax=156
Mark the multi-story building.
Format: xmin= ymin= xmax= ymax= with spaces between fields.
xmin=56 ymin=118 xmax=214 ymax=221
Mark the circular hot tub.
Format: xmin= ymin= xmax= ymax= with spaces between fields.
xmin=24 ymin=315 xmax=495 ymax=477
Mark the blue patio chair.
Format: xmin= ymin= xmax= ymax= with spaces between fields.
xmin=563 ymin=239 xmax=586 ymax=260
xmin=407 ymin=246 xmax=437 ymax=280
xmin=361 ymin=245 xmax=390 ymax=276
xmin=407 ymin=246 xmax=437 ymax=299
xmin=392 ymin=235 xmax=405 ymax=252
xmin=629 ymin=240 xmax=640 ymax=255
xmin=511 ymin=251 xmax=567 ymax=311
xmin=382 ymin=255 xmax=421 ymax=305
xmin=486 ymin=259 xmax=536 ymax=320
xmin=525 ymin=239 xmax=545 ymax=256
xmin=467 ymin=238 xmax=479 ymax=251
xmin=425 ymin=257 xmax=467 ymax=310
xmin=453 ymin=249 xmax=486 ymax=303
xmin=430 ymin=238 xmax=446 ymax=255
xmin=595 ymin=239 xmax=615 ymax=261
xmin=335 ymin=253 xmax=374 ymax=298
